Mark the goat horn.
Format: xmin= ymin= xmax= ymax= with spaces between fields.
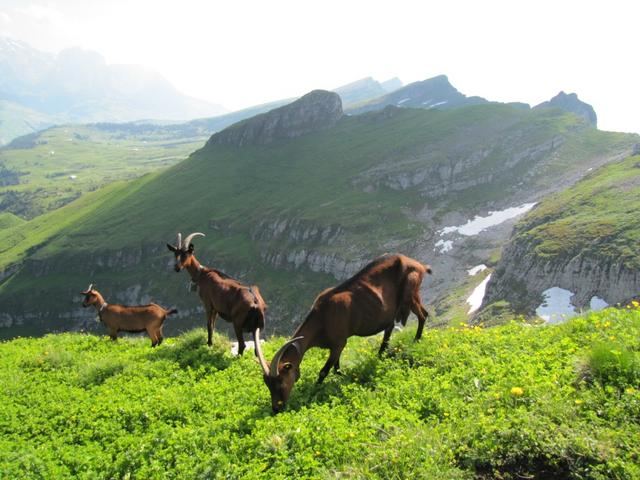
xmin=87 ymin=283 xmax=93 ymax=292
xmin=253 ymin=328 xmax=270 ymax=376
xmin=183 ymin=232 xmax=205 ymax=249
xmin=269 ymin=336 xmax=304 ymax=377
xmin=176 ymin=233 xmax=182 ymax=249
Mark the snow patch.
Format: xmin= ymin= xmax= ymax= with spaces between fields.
xmin=434 ymin=239 xmax=453 ymax=253
xmin=468 ymin=264 xmax=487 ymax=276
xmin=427 ymin=101 xmax=448 ymax=109
xmin=440 ymin=203 xmax=536 ymax=237
xmin=467 ymin=274 xmax=492 ymax=314
xmin=397 ymin=98 xmax=411 ymax=105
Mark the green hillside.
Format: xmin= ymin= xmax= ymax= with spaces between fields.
xmin=1 ymin=308 xmax=639 ymax=478
xmin=0 ymin=101 xmax=636 ymax=336
xmin=485 ymin=153 xmax=640 ymax=315
xmin=0 ymin=124 xmax=205 ymax=219
xmin=515 ymin=154 xmax=640 ymax=267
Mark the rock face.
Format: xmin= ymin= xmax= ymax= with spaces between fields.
xmin=207 ymin=90 xmax=343 ymax=147
xmin=535 ymin=91 xmax=597 ymax=127
xmin=484 ymin=237 xmax=640 ymax=314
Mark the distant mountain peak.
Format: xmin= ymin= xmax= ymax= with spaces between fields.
xmin=347 ymin=74 xmax=488 ymax=114
xmin=535 ymin=91 xmax=597 ymax=127
xmin=207 ymin=90 xmax=342 ymax=147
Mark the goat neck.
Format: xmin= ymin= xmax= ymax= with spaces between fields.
xmin=184 ymin=255 xmax=205 ymax=284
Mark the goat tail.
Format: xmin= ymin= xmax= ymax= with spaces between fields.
xmin=423 ymin=264 xmax=433 ymax=275
xmin=166 ymin=308 xmax=178 ymax=316
xmin=245 ymin=306 xmax=265 ymax=332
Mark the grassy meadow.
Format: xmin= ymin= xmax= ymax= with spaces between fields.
xmin=1 ymin=307 xmax=639 ymax=479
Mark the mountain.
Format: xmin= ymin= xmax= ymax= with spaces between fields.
xmin=1 ymin=87 xmax=635 ymax=337
xmin=333 ymin=77 xmax=402 ymax=106
xmin=207 ymin=90 xmax=342 ymax=146
xmin=483 ymin=148 xmax=640 ymax=317
xmin=0 ymin=37 xmax=226 ymax=144
xmin=347 ymin=74 xmax=488 ymax=114
xmin=535 ymin=91 xmax=597 ymax=127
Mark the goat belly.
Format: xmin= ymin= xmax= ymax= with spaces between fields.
xmin=120 ymin=328 xmax=147 ymax=333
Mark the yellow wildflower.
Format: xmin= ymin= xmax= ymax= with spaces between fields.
xmin=574 ymin=399 xmax=583 ymax=405
xmin=625 ymin=387 xmax=636 ymax=395
xmin=510 ymin=387 xmax=524 ymax=397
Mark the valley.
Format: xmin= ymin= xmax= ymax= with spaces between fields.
xmin=1 ymin=81 xmax=637 ymax=338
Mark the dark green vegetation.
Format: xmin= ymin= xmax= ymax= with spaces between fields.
xmin=0 ymin=124 xmax=205 ymax=219
xmin=0 ymin=101 xmax=636 ymax=336
xmin=1 ymin=308 xmax=639 ymax=478
xmin=515 ymin=154 xmax=640 ymax=268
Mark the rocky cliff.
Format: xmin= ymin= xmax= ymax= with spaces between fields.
xmin=206 ymin=90 xmax=343 ymax=147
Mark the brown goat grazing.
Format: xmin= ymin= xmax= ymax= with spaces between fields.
xmin=81 ymin=284 xmax=176 ymax=347
xmin=255 ymin=253 xmax=431 ymax=413
xmin=167 ymin=232 xmax=267 ymax=354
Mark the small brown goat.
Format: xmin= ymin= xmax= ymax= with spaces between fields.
xmin=255 ymin=253 xmax=431 ymax=413
xmin=167 ymin=232 xmax=267 ymax=354
xmin=81 ymin=284 xmax=176 ymax=347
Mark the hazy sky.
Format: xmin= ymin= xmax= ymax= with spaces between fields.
xmin=1 ymin=0 xmax=638 ymax=133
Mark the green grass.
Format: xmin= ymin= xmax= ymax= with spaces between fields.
xmin=1 ymin=308 xmax=639 ymax=478
xmin=0 ymin=124 xmax=205 ymax=219
xmin=0 ymin=211 xmax=25 ymax=229
xmin=515 ymin=155 xmax=640 ymax=269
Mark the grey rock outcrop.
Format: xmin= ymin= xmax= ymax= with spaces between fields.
xmin=484 ymin=236 xmax=640 ymax=314
xmin=207 ymin=90 xmax=343 ymax=147
xmin=535 ymin=91 xmax=597 ymax=127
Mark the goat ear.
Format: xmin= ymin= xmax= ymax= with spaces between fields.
xmin=167 ymin=244 xmax=177 ymax=252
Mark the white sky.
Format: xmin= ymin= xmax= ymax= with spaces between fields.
xmin=0 ymin=0 xmax=638 ymax=133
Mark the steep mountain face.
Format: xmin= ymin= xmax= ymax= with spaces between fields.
xmin=348 ymin=75 xmax=488 ymax=114
xmin=484 ymin=151 xmax=640 ymax=316
xmin=207 ymin=90 xmax=343 ymax=147
xmin=535 ymin=91 xmax=597 ymax=127
xmin=0 ymin=37 xmax=226 ymax=144
xmin=0 ymin=92 xmax=636 ymax=338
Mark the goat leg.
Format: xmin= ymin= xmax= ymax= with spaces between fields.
xmin=333 ymin=359 xmax=343 ymax=375
xmin=317 ymin=344 xmax=345 ymax=384
xmin=233 ymin=323 xmax=246 ymax=356
xmin=206 ymin=309 xmax=218 ymax=346
xmin=378 ymin=324 xmax=394 ymax=356
xmin=412 ymin=299 xmax=428 ymax=341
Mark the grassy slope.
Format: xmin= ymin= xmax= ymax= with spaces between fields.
xmin=0 ymin=104 xmax=636 ymax=335
xmin=515 ymin=154 xmax=640 ymax=269
xmin=1 ymin=308 xmax=639 ymax=479
xmin=0 ymin=124 xmax=205 ymax=219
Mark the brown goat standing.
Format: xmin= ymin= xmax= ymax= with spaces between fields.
xmin=81 ymin=284 xmax=176 ymax=347
xmin=167 ymin=232 xmax=267 ymax=354
xmin=255 ymin=253 xmax=431 ymax=413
